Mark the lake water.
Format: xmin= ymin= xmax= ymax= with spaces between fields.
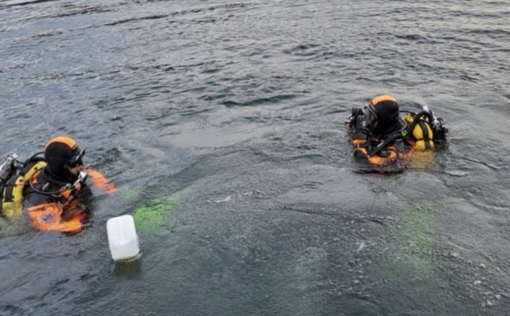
xmin=1 ymin=0 xmax=510 ymax=315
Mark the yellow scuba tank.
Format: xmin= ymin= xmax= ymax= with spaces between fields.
xmin=1 ymin=160 xmax=47 ymax=218
xmin=405 ymin=113 xmax=434 ymax=151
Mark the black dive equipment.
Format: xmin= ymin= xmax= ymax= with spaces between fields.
xmin=346 ymin=104 xmax=448 ymax=157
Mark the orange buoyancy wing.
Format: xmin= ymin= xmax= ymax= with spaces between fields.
xmin=27 ymin=203 xmax=85 ymax=233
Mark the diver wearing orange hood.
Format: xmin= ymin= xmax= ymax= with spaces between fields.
xmin=345 ymin=95 xmax=449 ymax=170
xmin=0 ymin=136 xmax=117 ymax=233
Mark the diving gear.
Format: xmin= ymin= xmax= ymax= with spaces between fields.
xmin=352 ymin=113 xmax=370 ymax=140
xmin=405 ymin=112 xmax=434 ymax=151
xmin=44 ymin=136 xmax=85 ymax=180
xmin=67 ymin=148 xmax=85 ymax=168
xmin=346 ymin=107 xmax=367 ymax=129
xmin=346 ymin=97 xmax=449 ymax=169
xmin=28 ymin=169 xmax=87 ymax=197
xmin=1 ymin=138 xmax=117 ymax=233
xmin=1 ymin=158 xmax=47 ymax=217
xmin=0 ymin=153 xmax=21 ymax=183
xmin=368 ymin=95 xmax=400 ymax=135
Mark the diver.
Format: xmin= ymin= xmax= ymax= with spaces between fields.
xmin=345 ymin=95 xmax=448 ymax=169
xmin=0 ymin=136 xmax=117 ymax=233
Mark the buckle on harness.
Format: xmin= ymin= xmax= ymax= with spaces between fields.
xmin=355 ymin=142 xmax=367 ymax=150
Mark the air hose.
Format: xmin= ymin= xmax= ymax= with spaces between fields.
xmin=368 ymin=111 xmax=433 ymax=157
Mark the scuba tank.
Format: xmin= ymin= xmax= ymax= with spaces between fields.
xmin=404 ymin=105 xmax=448 ymax=151
xmin=0 ymin=153 xmax=47 ymax=217
xmin=405 ymin=113 xmax=434 ymax=151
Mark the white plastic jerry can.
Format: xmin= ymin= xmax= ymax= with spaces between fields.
xmin=107 ymin=215 xmax=140 ymax=261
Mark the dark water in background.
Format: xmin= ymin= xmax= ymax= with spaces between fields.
xmin=1 ymin=0 xmax=510 ymax=315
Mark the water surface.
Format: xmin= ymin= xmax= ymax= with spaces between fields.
xmin=1 ymin=0 xmax=510 ymax=315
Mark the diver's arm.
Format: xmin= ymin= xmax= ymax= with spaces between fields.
xmin=83 ymin=168 xmax=117 ymax=195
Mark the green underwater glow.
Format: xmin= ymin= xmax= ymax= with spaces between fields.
xmin=125 ymin=186 xmax=144 ymax=203
xmin=123 ymin=185 xmax=178 ymax=234
xmin=132 ymin=196 xmax=177 ymax=234
xmin=396 ymin=200 xmax=443 ymax=275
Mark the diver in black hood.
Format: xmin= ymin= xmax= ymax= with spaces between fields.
xmin=1 ymin=136 xmax=117 ymax=233
xmin=23 ymin=136 xmax=88 ymax=207
xmin=345 ymin=95 xmax=448 ymax=169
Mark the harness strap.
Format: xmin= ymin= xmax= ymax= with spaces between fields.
xmin=417 ymin=121 xmax=431 ymax=149
xmin=4 ymin=162 xmax=45 ymax=202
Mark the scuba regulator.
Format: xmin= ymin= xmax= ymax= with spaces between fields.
xmin=0 ymin=154 xmax=20 ymax=184
xmin=345 ymin=107 xmax=374 ymax=140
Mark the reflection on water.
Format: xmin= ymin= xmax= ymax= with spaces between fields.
xmin=114 ymin=259 xmax=142 ymax=280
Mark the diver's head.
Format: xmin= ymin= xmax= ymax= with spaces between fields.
xmin=368 ymin=95 xmax=400 ymax=135
xmin=44 ymin=136 xmax=85 ymax=179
